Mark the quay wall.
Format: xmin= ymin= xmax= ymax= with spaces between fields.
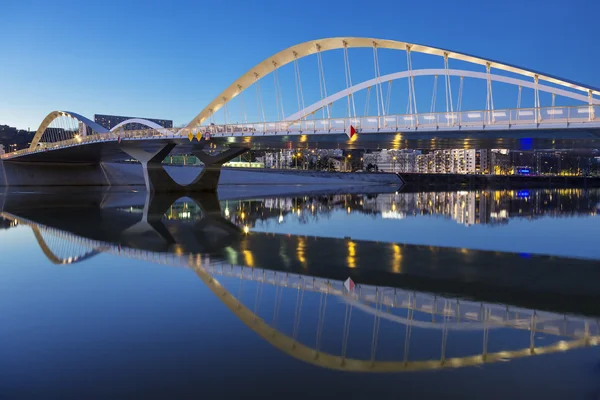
xmin=0 ymin=161 xmax=402 ymax=187
xmin=400 ymin=172 xmax=600 ymax=190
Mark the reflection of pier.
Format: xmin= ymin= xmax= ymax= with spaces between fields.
xmin=3 ymin=190 xmax=600 ymax=372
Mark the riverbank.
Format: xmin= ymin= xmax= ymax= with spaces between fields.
xmin=399 ymin=172 xmax=600 ymax=190
xmin=0 ymin=161 xmax=404 ymax=187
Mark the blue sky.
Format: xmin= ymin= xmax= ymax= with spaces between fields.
xmin=1 ymin=0 xmax=598 ymax=129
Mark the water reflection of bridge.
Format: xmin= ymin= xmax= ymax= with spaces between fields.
xmin=3 ymin=190 xmax=600 ymax=372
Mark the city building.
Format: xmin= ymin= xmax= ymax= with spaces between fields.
xmin=491 ymin=150 xmax=511 ymax=175
xmin=364 ymin=150 xmax=420 ymax=173
xmin=0 ymin=144 xmax=4 ymax=155
xmin=94 ymin=114 xmax=173 ymax=131
xmin=257 ymin=150 xmax=294 ymax=168
xmin=364 ymin=149 xmax=491 ymax=174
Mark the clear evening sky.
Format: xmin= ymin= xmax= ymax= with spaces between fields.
xmin=1 ymin=0 xmax=598 ymax=130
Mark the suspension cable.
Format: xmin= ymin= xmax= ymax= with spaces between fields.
xmin=364 ymin=86 xmax=372 ymax=116
xmin=343 ymin=42 xmax=357 ymax=118
xmin=254 ymin=73 xmax=266 ymax=123
xmin=293 ymin=52 xmax=306 ymax=116
xmin=273 ymin=62 xmax=285 ymax=120
xmin=444 ymin=53 xmax=454 ymax=113
xmin=430 ymin=75 xmax=438 ymax=113
xmin=222 ymin=97 xmax=229 ymax=125
xmin=385 ymin=81 xmax=393 ymax=117
xmin=457 ymin=77 xmax=464 ymax=112
xmin=239 ymin=85 xmax=248 ymax=124
xmin=343 ymin=42 xmax=352 ymax=118
xmin=273 ymin=64 xmax=281 ymax=121
xmin=534 ymin=75 xmax=541 ymax=123
xmin=485 ymin=63 xmax=495 ymax=123
xmin=316 ymin=44 xmax=330 ymax=119
xmin=406 ymin=45 xmax=418 ymax=117
xmin=372 ymin=42 xmax=385 ymax=116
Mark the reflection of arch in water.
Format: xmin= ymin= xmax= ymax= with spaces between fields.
xmin=197 ymin=263 xmax=600 ymax=372
xmin=31 ymin=226 xmax=102 ymax=265
xmin=8 ymin=212 xmax=600 ymax=372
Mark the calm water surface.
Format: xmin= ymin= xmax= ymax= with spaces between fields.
xmin=1 ymin=186 xmax=600 ymax=399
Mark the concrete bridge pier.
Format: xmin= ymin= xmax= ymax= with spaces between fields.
xmin=121 ymin=143 xmax=249 ymax=193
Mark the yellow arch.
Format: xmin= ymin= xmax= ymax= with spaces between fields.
xmin=31 ymin=226 xmax=66 ymax=265
xmin=185 ymin=37 xmax=600 ymax=129
xmin=29 ymin=111 xmax=108 ymax=150
xmin=30 ymin=225 xmax=100 ymax=265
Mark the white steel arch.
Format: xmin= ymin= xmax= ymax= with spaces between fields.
xmin=285 ymin=68 xmax=600 ymax=122
xmin=184 ymin=37 xmax=600 ymax=130
xmin=30 ymin=111 xmax=108 ymax=150
xmin=110 ymin=118 xmax=170 ymax=134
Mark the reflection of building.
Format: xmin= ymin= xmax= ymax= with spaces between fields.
xmin=171 ymin=188 xmax=600 ymax=231
xmin=94 ymin=114 xmax=173 ymax=131
xmin=251 ymin=189 xmax=599 ymax=228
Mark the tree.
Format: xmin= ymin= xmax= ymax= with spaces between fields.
xmin=366 ymin=163 xmax=378 ymax=172
xmin=316 ymin=156 xmax=330 ymax=171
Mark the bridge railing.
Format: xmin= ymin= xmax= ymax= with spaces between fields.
xmin=2 ymin=105 xmax=599 ymax=160
xmin=194 ymin=104 xmax=599 ymax=136
xmin=0 ymin=127 xmax=182 ymax=159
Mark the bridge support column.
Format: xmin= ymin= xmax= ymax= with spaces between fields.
xmin=121 ymin=143 xmax=248 ymax=193
xmin=191 ymin=147 xmax=249 ymax=191
xmin=121 ymin=143 xmax=180 ymax=193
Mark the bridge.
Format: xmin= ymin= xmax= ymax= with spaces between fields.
xmin=2 ymin=37 xmax=600 ymax=193
xmin=4 ymin=207 xmax=600 ymax=373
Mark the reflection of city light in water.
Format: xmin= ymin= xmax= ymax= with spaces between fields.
xmin=347 ymin=240 xmax=356 ymax=268
xmin=242 ymin=250 xmax=254 ymax=267
xmin=297 ymin=237 xmax=307 ymax=266
xmin=392 ymin=244 xmax=402 ymax=273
